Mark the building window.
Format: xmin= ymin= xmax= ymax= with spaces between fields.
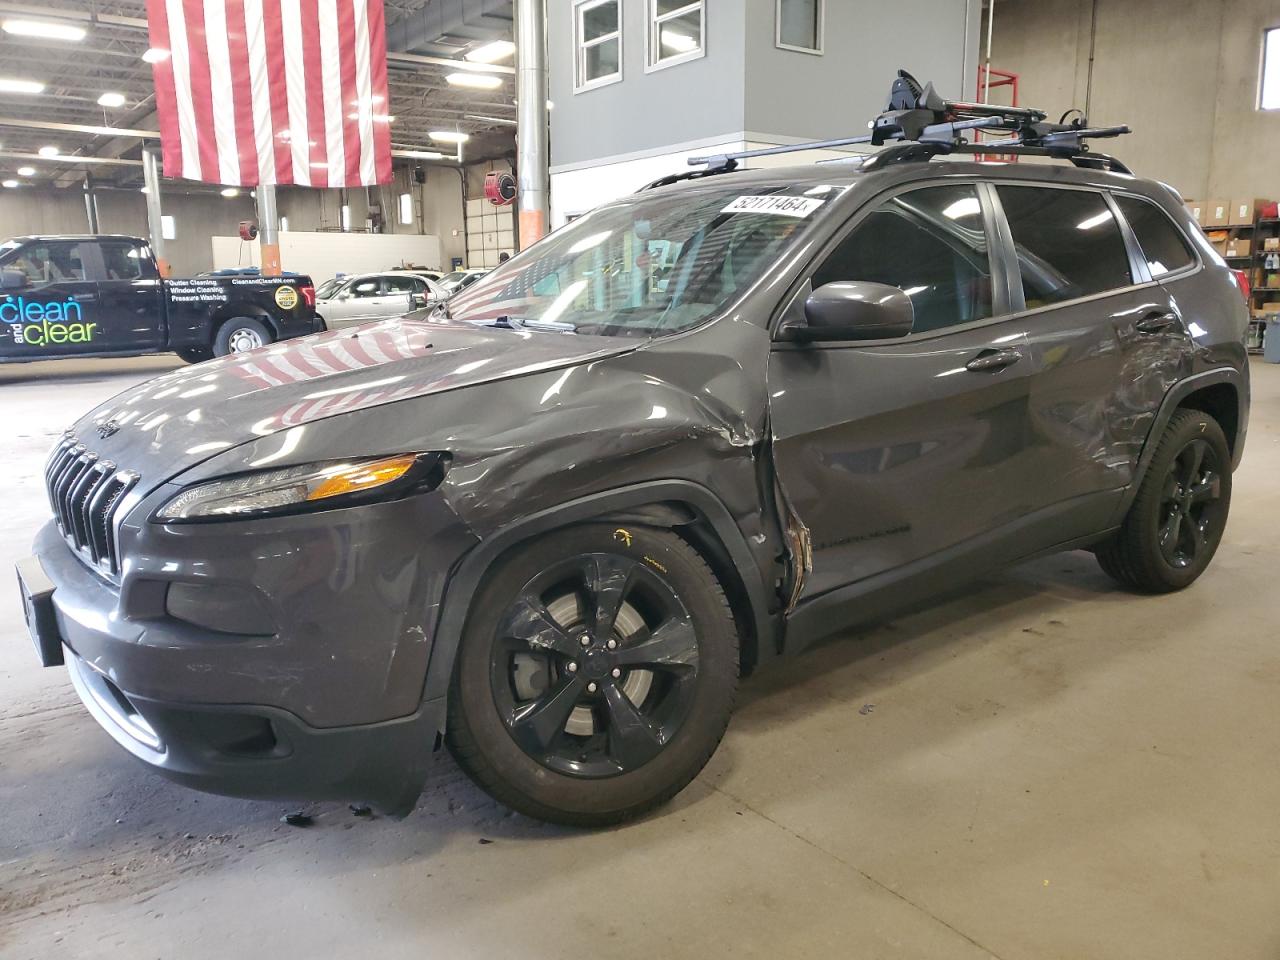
xmin=776 ymin=0 xmax=822 ymax=54
xmin=1262 ymin=27 xmax=1280 ymax=109
xmin=647 ymin=0 xmax=704 ymax=72
xmin=575 ymin=0 xmax=621 ymax=92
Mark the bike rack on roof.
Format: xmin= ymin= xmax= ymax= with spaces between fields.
xmin=639 ymin=69 xmax=1132 ymax=191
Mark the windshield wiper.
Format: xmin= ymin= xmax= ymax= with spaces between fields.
xmin=493 ymin=315 xmax=577 ymax=333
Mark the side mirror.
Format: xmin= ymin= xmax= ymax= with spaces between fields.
xmin=792 ymin=281 xmax=914 ymax=342
xmin=0 ymin=269 xmax=29 ymax=291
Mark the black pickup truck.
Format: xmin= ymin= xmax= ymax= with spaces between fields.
xmin=0 ymin=234 xmax=322 ymax=363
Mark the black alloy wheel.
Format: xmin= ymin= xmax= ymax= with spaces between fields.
xmin=1097 ymin=409 xmax=1232 ymax=593
xmin=447 ymin=523 xmax=738 ymax=826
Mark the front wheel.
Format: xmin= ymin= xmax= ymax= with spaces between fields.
xmin=1096 ymin=408 xmax=1232 ymax=593
xmin=175 ymin=346 xmax=213 ymax=364
xmin=213 ymin=317 xmax=273 ymax=357
xmin=446 ymin=523 xmax=739 ymax=827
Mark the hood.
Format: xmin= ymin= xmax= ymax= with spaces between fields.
xmin=69 ymin=317 xmax=637 ymax=487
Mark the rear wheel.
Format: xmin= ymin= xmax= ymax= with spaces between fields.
xmin=446 ymin=523 xmax=738 ymax=827
xmin=213 ymin=317 xmax=272 ymax=357
xmin=1096 ymin=409 xmax=1231 ymax=593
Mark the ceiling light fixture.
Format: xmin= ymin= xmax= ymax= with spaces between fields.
xmin=446 ymin=72 xmax=502 ymax=90
xmin=97 ymin=92 xmax=126 ymax=108
xmin=429 ymin=131 xmax=470 ymax=144
xmin=17 ymin=166 xmax=35 ymax=176
xmin=2 ymin=19 xmax=86 ymax=41
xmin=37 ymin=145 xmax=59 ymax=158
xmin=465 ymin=40 xmax=515 ymax=63
xmin=220 ymin=187 xmax=239 ymax=197
xmin=142 ymin=47 xmax=170 ymax=64
xmin=2 ymin=179 xmax=19 ymax=188
xmin=0 ymin=78 xmax=45 ymax=94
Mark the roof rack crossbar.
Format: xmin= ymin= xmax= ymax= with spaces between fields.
xmin=639 ymin=69 xmax=1132 ymax=191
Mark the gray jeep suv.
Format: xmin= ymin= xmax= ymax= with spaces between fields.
xmin=17 ymin=143 xmax=1249 ymax=826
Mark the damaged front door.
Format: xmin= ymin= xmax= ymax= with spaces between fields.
xmin=768 ymin=183 xmax=1042 ymax=602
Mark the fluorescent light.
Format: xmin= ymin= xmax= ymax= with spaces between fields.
xmin=393 ymin=149 xmax=444 ymax=160
xmin=340 ymin=204 xmax=351 ymax=231
xmin=142 ymin=47 xmax=170 ymax=64
xmin=16 ymin=165 xmax=35 ymax=176
xmin=279 ymin=216 xmax=289 ymax=232
xmin=97 ymin=91 xmax=126 ymax=108
xmin=161 ymin=215 xmax=176 ymax=240
xmin=660 ymin=29 xmax=698 ymax=53
xmin=139 ymin=186 xmax=150 ymax=194
xmin=429 ymin=130 xmax=470 ymax=143
xmin=37 ymin=145 xmax=58 ymax=158
xmin=465 ymin=40 xmax=515 ymax=63
xmin=2 ymin=179 xmax=18 ymax=188
xmin=399 ymin=192 xmax=413 ymax=225
xmin=447 ymin=72 xmax=502 ymax=90
xmin=220 ymin=187 xmax=239 ymax=197
xmin=0 ymin=78 xmax=45 ymax=94
xmin=2 ymin=19 xmax=86 ymax=41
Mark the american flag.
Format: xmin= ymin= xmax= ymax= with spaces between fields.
xmin=145 ymin=0 xmax=394 ymax=187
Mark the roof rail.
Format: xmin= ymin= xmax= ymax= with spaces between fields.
xmin=639 ymin=70 xmax=1131 ymax=191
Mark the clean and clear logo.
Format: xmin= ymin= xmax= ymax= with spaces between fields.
xmin=1 ymin=297 xmax=97 ymax=346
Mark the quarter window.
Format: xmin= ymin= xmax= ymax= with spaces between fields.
xmin=777 ymin=0 xmax=822 ymax=53
xmin=101 ymin=242 xmax=157 ymax=281
xmin=996 ymin=186 xmax=1132 ymax=307
xmin=812 ymin=185 xmax=994 ymax=334
xmin=648 ymin=0 xmax=704 ymax=70
xmin=575 ymin=0 xmax=621 ymax=92
xmin=1114 ymin=196 xmax=1196 ymax=278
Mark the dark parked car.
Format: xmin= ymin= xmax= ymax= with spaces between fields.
xmin=17 ymin=152 xmax=1249 ymax=826
xmin=0 ymin=234 xmax=320 ymax=363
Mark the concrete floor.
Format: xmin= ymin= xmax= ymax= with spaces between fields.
xmin=1 ymin=355 xmax=1277 ymax=960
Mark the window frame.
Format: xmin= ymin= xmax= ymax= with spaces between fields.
xmin=573 ymin=0 xmax=622 ymax=94
xmin=775 ymin=0 xmax=824 ymax=56
xmin=1109 ymin=192 xmax=1202 ymax=283
xmin=1260 ymin=26 xmax=1280 ymax=110
xmin=770 ymin=180 xmax=1017 ymax=347
xmin=99 ymin=240 xmax=159 ymax=282
xmin=645 ymin=0 xmax=706 ymax=74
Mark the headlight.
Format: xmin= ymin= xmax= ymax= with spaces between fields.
xmin=155 ymin=453 xmax=448 ymax=522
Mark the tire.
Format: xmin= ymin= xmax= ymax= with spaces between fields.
xmin=1096 ymin=408 xmax=1232 ymax=593
xmin=213 ymin=317 xmax=273 ymax=357
xmin=175 ymin=346 xmax=213 ymax=364
xmin=446 ymin=523 xmax=739 ymax=827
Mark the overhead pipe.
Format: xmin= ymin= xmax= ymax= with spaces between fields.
xmin=142 ymin=147 xmax=170 ymax=277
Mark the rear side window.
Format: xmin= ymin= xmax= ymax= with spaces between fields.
xmin=101 ymin=241 xmax=158 ymax=281
xmin=813 ymin=184 xmax=994 ymax=333
xmin=997 ymin=186 xmax=1132 ymax=307
xmin=6 ymin=242 xmax=88 ymax=284
xmin=1114 ymin=196 xmax=1196 ymax=277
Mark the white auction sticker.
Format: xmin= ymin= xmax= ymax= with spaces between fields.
xmin=721 ymin=195 xmax=825 ymax=218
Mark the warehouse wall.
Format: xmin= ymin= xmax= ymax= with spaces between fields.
xmin=983 ymin=0 xmax=1280 ymax=200
xmin=0 ymin=163 xmax=474 ymax=275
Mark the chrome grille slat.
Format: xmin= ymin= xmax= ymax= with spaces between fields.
xmin=43 ymin=436 xmax=138 ymax=580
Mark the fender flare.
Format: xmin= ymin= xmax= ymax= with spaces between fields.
xmin=419 ymin=479 xmax=776 ymax=707
xmin=1113 ymin=366 xmax=1245 ymax=521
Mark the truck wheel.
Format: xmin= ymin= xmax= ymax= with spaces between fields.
xmin=1096 ymin=409 xmax=1232 ymax=593
xmin=446 ymin=523 xmax=739 ymax=827
xmin=176 ymin=346 xmax=213 ymax=364
xmin=213 ymin=317 xmax=273 ymax=357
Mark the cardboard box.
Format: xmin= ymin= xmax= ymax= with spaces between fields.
xmin=1187 ymin=200 xmax=1205 ymax=224
xmin=1226 ymin=238 xmax=1252 ymax=258
xmin=1203 ymin=199 xmax=1230 ymax=226
xmin=1265 ymin=237 xmax=1280 ymax=252
xmin=1229 ymin=197 xmax=1267 ymax=226
xmin=1262 ymin=301 xmax=1280 ymax=315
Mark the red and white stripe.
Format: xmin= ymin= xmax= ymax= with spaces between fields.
xmin=145 ymin=0 xmax=393 ymax=187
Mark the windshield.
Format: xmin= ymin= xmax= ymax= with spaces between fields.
xmin=0 ymin=239 xmax=24 ymax=263
xmin=443 ymin=181 xmax=840 ymax=337
xmin=315 ymin=277 xmax=345 ymax=299
xmin=439 ymin=271 xmax=467 ymax=284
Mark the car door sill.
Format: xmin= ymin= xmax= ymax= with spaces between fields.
xmin=782 ymin=489 xmax=1123 ymax=656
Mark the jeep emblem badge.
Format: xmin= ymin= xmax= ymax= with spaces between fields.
xmin=95 ymin=419 xmax=121 ymax=440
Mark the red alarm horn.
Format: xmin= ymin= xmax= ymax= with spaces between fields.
xmin=484 ymin=171 xmax=517 ymax=206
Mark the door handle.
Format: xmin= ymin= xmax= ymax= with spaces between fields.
xmin=965 ymin=348 xmax=1023 ymax=372
xmin=71 ymin=294 xmax=96 ymax=302
xmin=1134 ymin=311 xmax=1179 ymax=334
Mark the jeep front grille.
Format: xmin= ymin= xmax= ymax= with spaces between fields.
xmin=44 ymin=435 xmax=138 ymax=579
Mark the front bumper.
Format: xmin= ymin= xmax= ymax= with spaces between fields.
xmin=27 ymin=489 xmax=477 ymax=811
